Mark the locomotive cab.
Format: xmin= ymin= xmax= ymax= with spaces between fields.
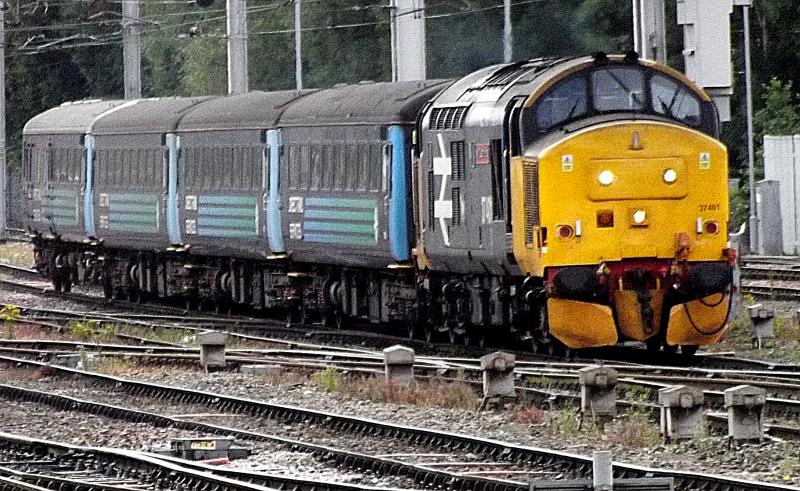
xmin=511 ymin=56 xmax=733 ymax=351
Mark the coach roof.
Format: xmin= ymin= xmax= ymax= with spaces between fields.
xmin=23 ymin=100 xmax=127 ymax=136
xmin=90 ymin=97 xmax=212 ymax=135
xmin=176 ymin=90 xmax=315 ymax=133
xmin=278 ymin=80 xmax=452 ymax=126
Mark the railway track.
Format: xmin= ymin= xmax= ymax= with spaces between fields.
xmin=5 ymin=274 xmax=799 ymax=378
xmin=740 ymin=255 xmax=800 ymax=299
xmin=1 ymin=344 xmax=799 ymax=441
xmin=0 ymin=430 xmax=408 ymax=491
xmin=0 ymin=354 xmax=797 ymax=491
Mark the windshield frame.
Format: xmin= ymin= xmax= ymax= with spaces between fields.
xmin=528 ymin=65 xmax=707 ymax=134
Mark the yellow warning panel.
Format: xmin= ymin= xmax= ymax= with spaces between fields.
xmin=666 ymin=293 xmax=729 ymax=347
xmin=547 ymin=298 xmax=618 ymax=349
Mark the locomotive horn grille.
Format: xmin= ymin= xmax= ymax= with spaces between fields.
xmin=523 ymin=160 xmax=540 ymax=246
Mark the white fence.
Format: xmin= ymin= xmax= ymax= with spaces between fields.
xmin=763 ymin=135 xmax=800 ymax=255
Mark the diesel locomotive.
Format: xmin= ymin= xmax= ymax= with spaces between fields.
xmin=20 ymin=53 xmax=735 ymax=355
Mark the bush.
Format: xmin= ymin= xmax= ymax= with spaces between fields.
xmin=0 ymin=305 xmax=20 ymax=340
xmin=313 ymin=367 xmax=344 ymax=392
xmin=549 ymin=407 xmax=581 ymax=436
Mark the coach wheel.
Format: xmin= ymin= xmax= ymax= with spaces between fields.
xmin=102 ymin=271 xmax=114 ymax=300
xmin=423 ymin=323 xmax=435 ymax=344
xmin=52 ymin=274 xmax=62 ymax=293
xmin=61 ymin=274 xmax=73 ymax=293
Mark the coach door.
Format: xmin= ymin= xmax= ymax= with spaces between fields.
xmin=265 ymin=129 xmax=284 ymax=254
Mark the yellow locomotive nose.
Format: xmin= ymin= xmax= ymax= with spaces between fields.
xmin=530 ymin=122 xmax=728 ymax=265
xmin=512 ymin=121 xmax=731 ymax=350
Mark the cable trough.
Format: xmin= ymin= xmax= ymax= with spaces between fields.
xmin=0 ymin=355 xmax=797 ymax=491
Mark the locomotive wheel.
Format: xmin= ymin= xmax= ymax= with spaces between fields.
xmin=662 ymin=343 xmax=678 ymax=355
xmin=645 ymin=336 xmax=662 ymax=353
xmin=325 ymin=311 xmax=346 ymax=330
xmin=681 ymin=345 xmax=699 ymax=357
xmin=406 ymin=321 xmax=418 ymax=340
xmin=102 ymin=272 xmax=114 ymax=300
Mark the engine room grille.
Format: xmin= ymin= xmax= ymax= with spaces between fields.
xmin=451 ymin=187 xmax=461 ymax=226
xmin=429 ymin=106 xmax=468 ymax=130
xmin=450 ymin=141 xmax=465 ymax=180
xmin=523 ymin=161 xmax=539 ymax=246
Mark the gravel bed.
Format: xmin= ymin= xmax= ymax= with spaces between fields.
xmin=1 ymin=366 xmax=798 ymax=485
xmin=0 ymin=380 xmax=415 ymax=488
xmin=0 ymin=372 xmax=563 ymax=481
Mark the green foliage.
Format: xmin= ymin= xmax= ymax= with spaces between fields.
xmin=69 ymin=319 xmax=100 ymax=341
xmin=313 ymin=366 xmax=344 ymax=392
xmin=608 ymin=408 xmax=660 ymax=448
xmin=755 ymin=79 xmax=800 ymax=137
xmin=0 ymin=305 xmax=21 ymax=340
xmin=549 ymin=407 xmax=581 ymax=436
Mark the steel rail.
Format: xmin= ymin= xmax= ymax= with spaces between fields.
xmin=0 ymin=383 xmax=523 ymax=491
xmin=0 ymin=355 xmax=795 ymax=491
xmin=0 ymin=432 xmax=281 ymax=491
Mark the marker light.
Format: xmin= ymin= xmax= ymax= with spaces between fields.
xmin=598 ymin=170 xmax=615 ymax=186
xmin=663 ymin=168 xmax=678 ymax=184
xmin=597 ymin=210 xmax=614 ymax=228
xmin=556 ymin=225 xmax=575 ymax=240
xmin=633 ymin=210 xmax=647 ymax=225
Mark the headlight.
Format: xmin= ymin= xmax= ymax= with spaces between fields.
xmin=633 ymin=210 xmax=647 ymax=225
xmin=663 ymin=168 xmax=678 ymax=184
xmin=598 ymin=170 xmax=614 ymax=186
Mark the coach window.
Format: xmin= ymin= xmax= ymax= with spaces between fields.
xmin=334 ymin=146 xmax=346 ymax=191
xmin=650 ymin=75 xmax=701 ymax=126
xmin=345 ymin=145 xmax=357 ymax=191
xmin=592 ymin=68 xmax=645 ymax=112
xmin=535 ymin=76 xmax=588 ymax=129
xmin=369 ymin=143 xmax=382 ymax=192
xmin=357 ymin=145 xmax=368 ymax=191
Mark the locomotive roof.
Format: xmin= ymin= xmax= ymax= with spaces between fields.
xmin=278 ymin=80 xmax=452 ymax=126
xmin=176 ymin=90 xmax=315 ymax=132
xmin=425 ymin=57 xmax=580 ymax=127
xmin=23 ymin=99 xmax=127 ymax=135
xmin=91 ymin=97 xmax=212 ymax=135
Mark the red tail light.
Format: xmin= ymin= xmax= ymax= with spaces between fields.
xmin=704 ymin=221 xmax=720 ymax=235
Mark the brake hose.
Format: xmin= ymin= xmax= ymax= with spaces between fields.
xmin=682 ymin=289 xmax=733 ymax=336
